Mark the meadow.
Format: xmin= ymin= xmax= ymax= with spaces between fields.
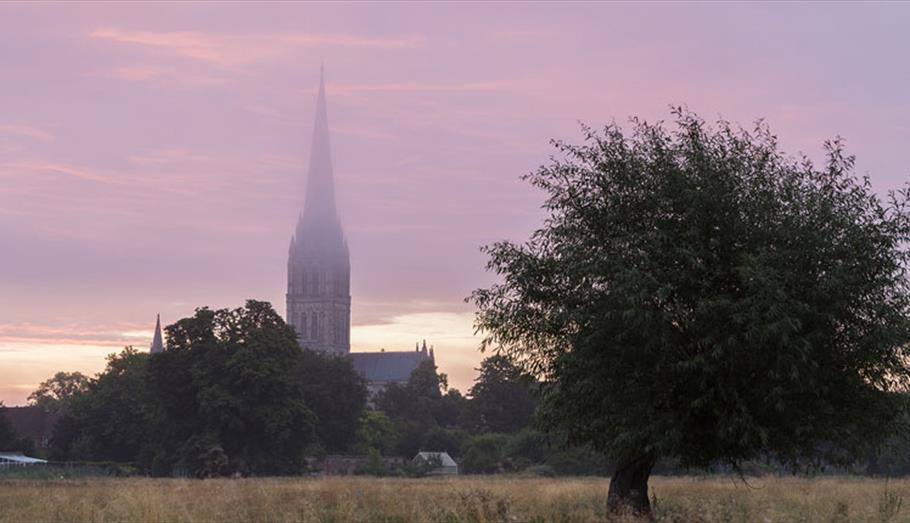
xmin=0 ymin=475 xmax=908 ymax=522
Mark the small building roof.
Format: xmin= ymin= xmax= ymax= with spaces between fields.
xmin=414 ymin=451 xmax=457 ymax=468
xmin=0 ymin=452 xmax=47 ymax=464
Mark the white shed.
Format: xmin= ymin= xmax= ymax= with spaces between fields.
xmin=413 ymin=451 xmax=458 ymax=475
xmin=0 ymin=452 xmax=47 ymax=468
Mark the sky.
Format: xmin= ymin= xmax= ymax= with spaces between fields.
xmin=2 ymin=3 xmax=910 ymax=405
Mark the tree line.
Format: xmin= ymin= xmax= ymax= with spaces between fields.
xmin=48 ymin=301 xmax=357 ymax=476
xmin=14 ymin=298 xmax=910 ymax=480
xmin=9 ymin=299 xmax=604 ymax=477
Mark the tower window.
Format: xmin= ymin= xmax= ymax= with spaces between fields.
xmin=319 ymin=312 xmax=326 ymax=341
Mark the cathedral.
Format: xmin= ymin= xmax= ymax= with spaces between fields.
xmin=286 ymin=66 xmax=351 ymax=355
xmin=285 ymin=67 xmax=432 ymax=389
xmin=148 ymin=68 xmax=434 ymax=393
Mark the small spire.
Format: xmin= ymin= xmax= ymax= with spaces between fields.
xmin=150 ymin=314 xmax=165 ymax=354
xmin=415 ymin=342 xmax=420 ymax=352
xmin=421 ymin=339 xmax=428 ymax=355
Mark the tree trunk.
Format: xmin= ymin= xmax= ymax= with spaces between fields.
xmin=607 ymin=455 xmax=656 ymax=516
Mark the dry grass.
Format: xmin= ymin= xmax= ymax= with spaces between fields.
xmin=1 ymin=475 xmax=909 ymax=522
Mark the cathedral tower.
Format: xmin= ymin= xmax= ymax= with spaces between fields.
xmin=286 ymin=67 xmax=351 ymax=355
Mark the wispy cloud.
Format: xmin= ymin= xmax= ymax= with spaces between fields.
xmin=333 ymin=124 xmax=398 ymax=141
xmin=327 ymin=81 xmax=515 ymax=94
xmin=85 ymin=66 xmax=228 ymax=88
xmin=0 ymin=161 xmax=116 ymax=185
xmin=127 ymin=147 xmax=221 ymax=166
xmin=91 ymin=28 xmax=426 ymax=68
xmin=0 ymin=124 xmax=54 ymax=142
xmin=0 ymin=322 xmax=151 ymax=348
xmin=487 ymin=26 xmax=560 ymax=43
xmin=0 ymin=147 xmax=304 ymax=218
xmin=280 ymin=33 xmax=425 ymax=49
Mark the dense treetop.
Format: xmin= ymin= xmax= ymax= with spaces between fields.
xmin=27 ymin=372 xmax=89 ymax=415
xmin=51 ymin=301 xmax=366 ymax=477
xmin=472 ymin=109 xmax=910 ymax=511
xmin=462 ymin=355 xmax=537 ymax=434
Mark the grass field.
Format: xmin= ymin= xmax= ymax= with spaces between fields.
xmin=1 ymin=475 xmax=908 ymax=522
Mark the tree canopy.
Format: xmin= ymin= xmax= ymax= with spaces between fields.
xmin=471 ymin=110 xmax=910 ymax=513
xmin=298 ymin=348 xmax=368 ymax=453
xmin=51 ymin=348 xmax=154 ymax=462
xmin=49 ymin=300 xmax=364 ymax=476
xmin=373 ymin=360 xmax=465 ymax=457
xmin=148 ymin=300 xmax=316 ymax=475
xmin=27 ymin=371 xmax=89 ymax=415
xmin=461 ymin=355 xmax=537 ymax=434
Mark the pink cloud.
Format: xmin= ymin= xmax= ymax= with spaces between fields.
xmin=0 ymin=321 xmax=151 ymax=348
xmin=332 ymin=124 xmax=398 ymax=141
xmin=126 ymin=147 xmax=222 ymax=166
xmin=90 ymin=27 xmax=425 ymax=68
xmin=327 ymin=80 xmax=517 ymax=94
xmin=0 ymin=161 xmax=117 ymax=185
xmin=85 ymin=66 xmax=228 ymax=88
xmin=0 ymin=150 xmax=297 ymax=198
xmin=486 ymin=26 xmax=560 ymax=43
xmin=279 ymin=33 xmax=426 ymax=49
xmin=2 ymin=3 xmax=910 ymax=405
xmin=0 ymin=124 xmax=54 ymax=142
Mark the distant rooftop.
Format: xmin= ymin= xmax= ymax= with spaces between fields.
xmin=350 ymin=350 xmax=431 ymax=384
xmin=0 ymin=452 xmax=47 ymax=464
xmin=1 ymin=406 xmax=59 ymax=448
xmin=414 ymin=451 xmax=457 ymax=468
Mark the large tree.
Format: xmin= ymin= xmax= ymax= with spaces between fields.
xmin=149 ymin=300 xmax=316 ymax=475
xmin=53 ymin=300 xmax=319 ymax=476
xmin=471 ymin=110 xmax=910 ymax=514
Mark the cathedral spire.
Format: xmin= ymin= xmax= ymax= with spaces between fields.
xmin=150 ymin=314 xmax=164 ymax=354
xmin=300 ymin=63 xmax=338 ymax=229
xmin=286 ymin=66 xmax=351 ymax=355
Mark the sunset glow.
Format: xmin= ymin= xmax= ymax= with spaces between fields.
xmin=2 ymin=3 xmax=910 ymax=405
